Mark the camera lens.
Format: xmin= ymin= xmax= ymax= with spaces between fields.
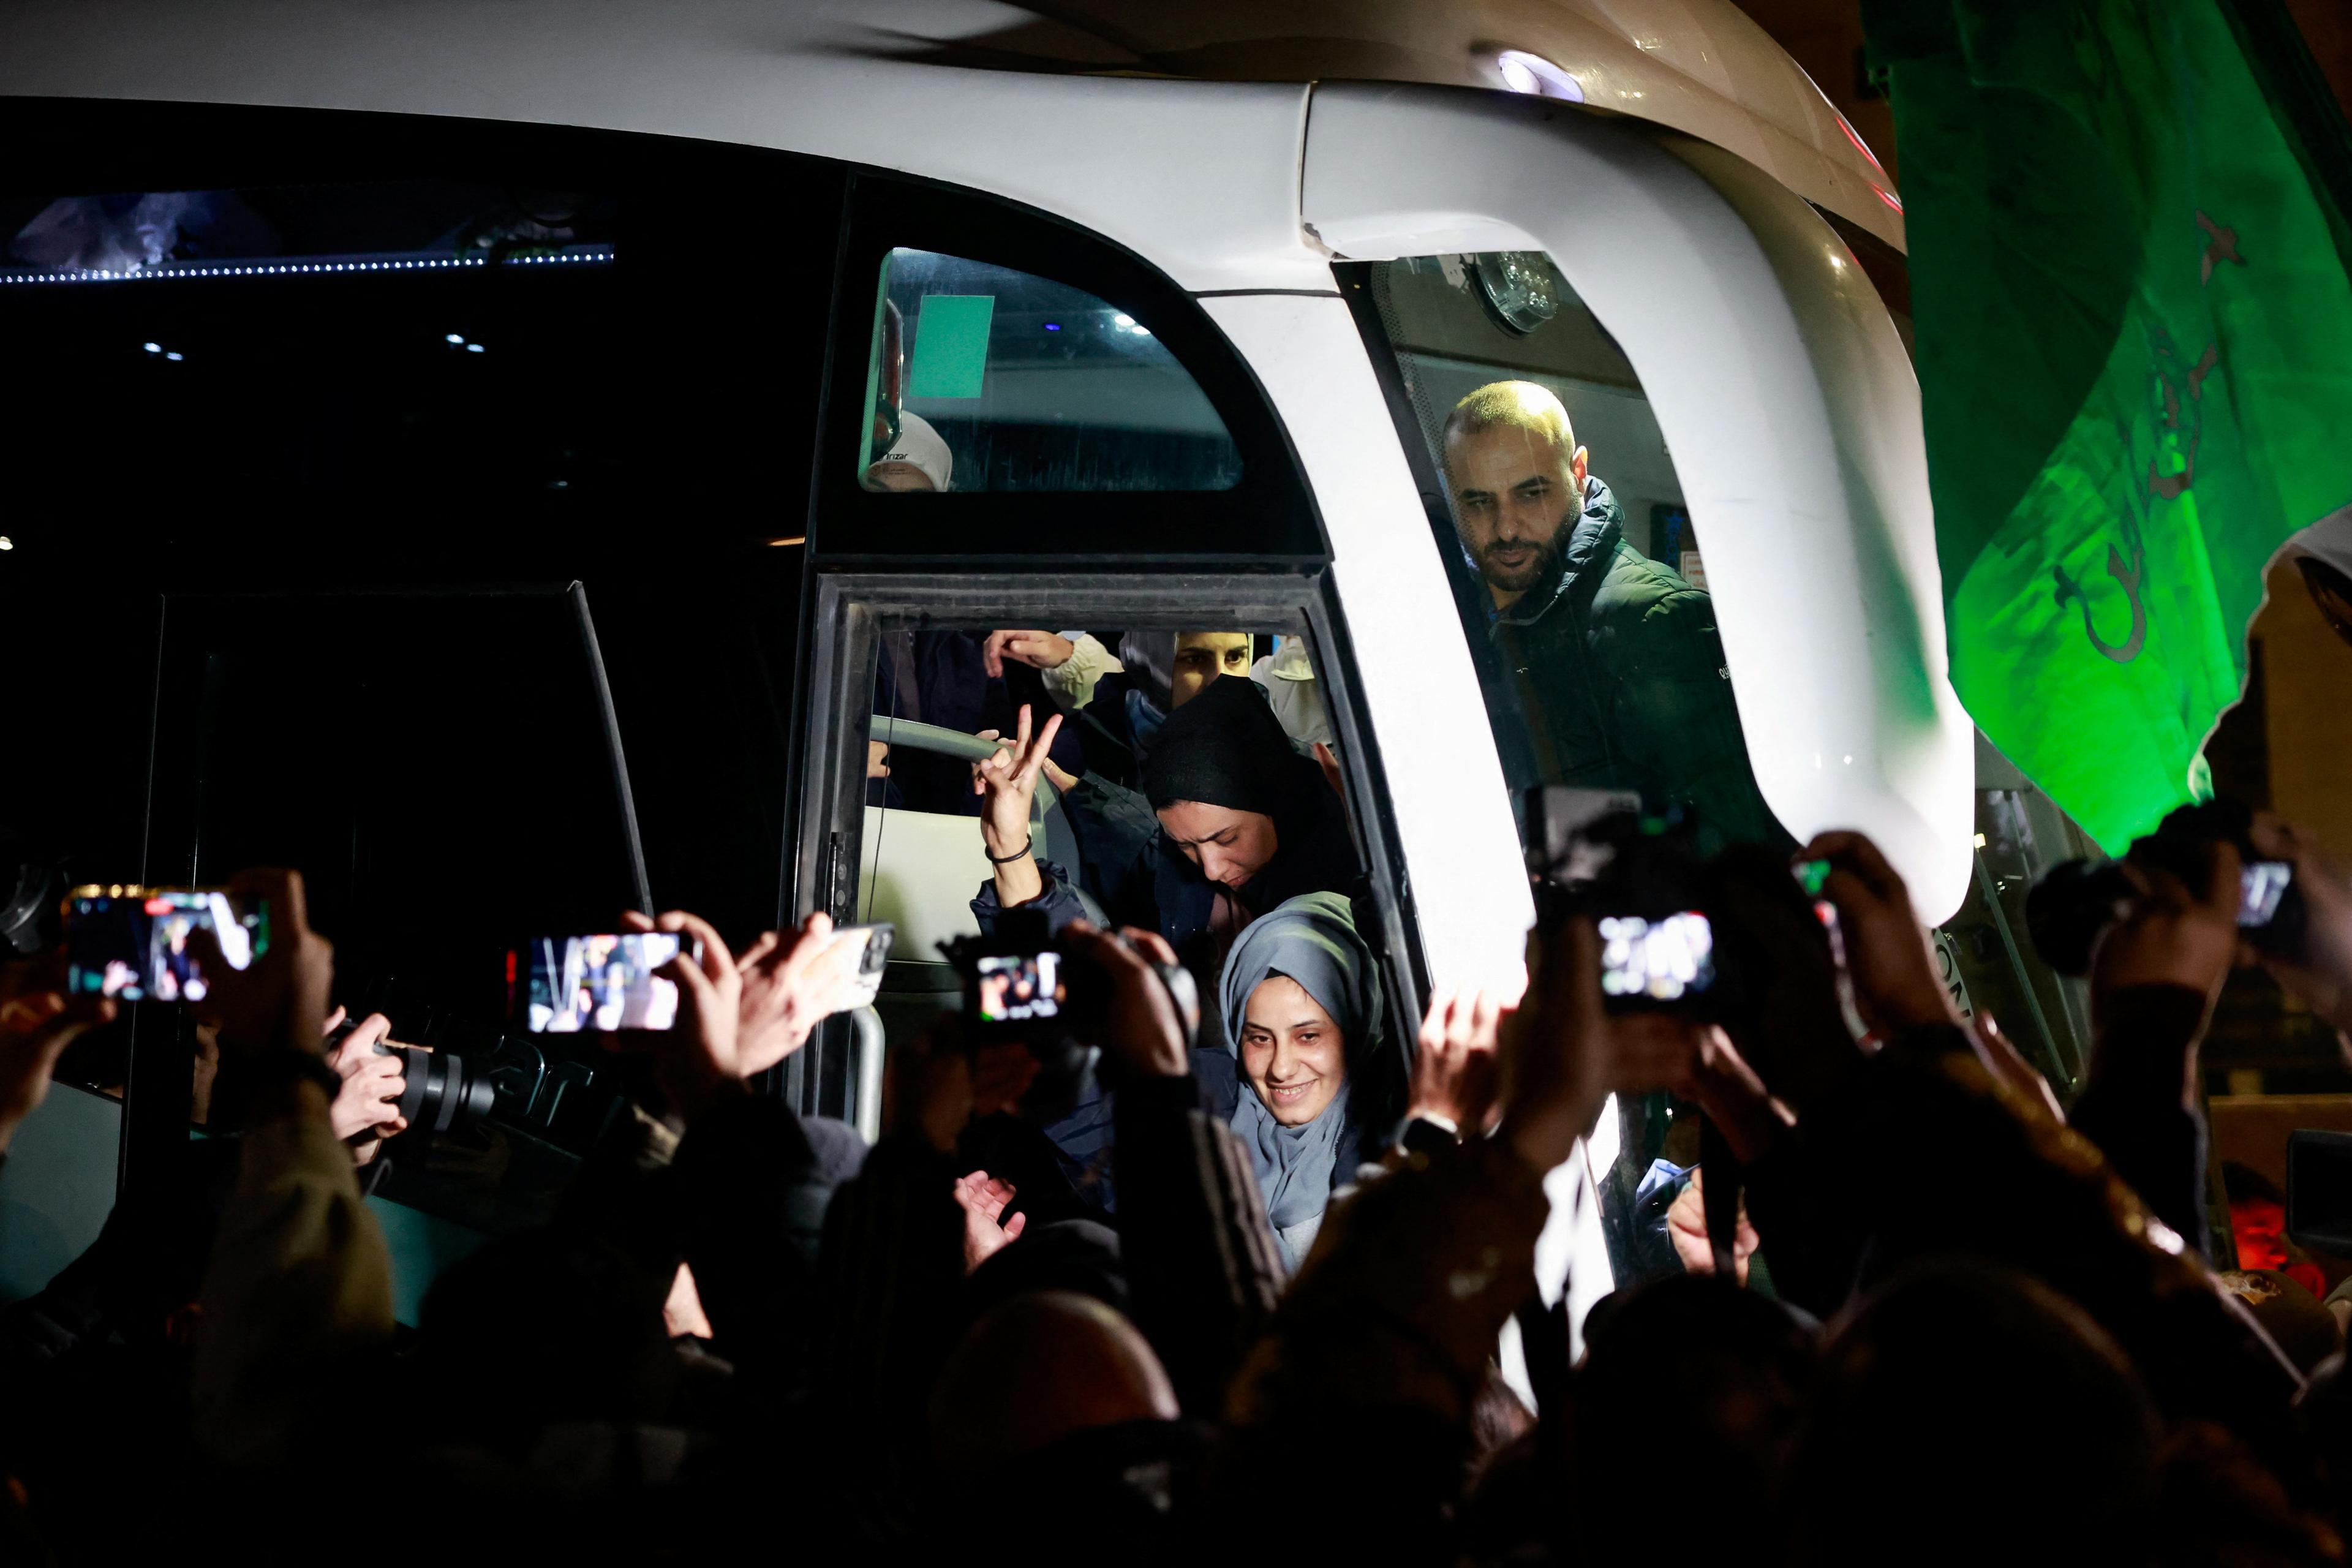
xmin=379 ymin=1042 xmax=497 ymax=1136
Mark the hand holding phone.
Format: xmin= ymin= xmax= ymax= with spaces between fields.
xmin=735 ymin=916 xmax=893 ymax=1079
xmin=519 ymin=932 xmax=700 ymax=1033
xmin=65 ymin=885 xmax=267 ymax=1004
xmin=1597 ymin=911 xmax=1716 ymax=1005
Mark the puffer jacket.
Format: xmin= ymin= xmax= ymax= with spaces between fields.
xmin=1479 ymin=475 xmax=1782 ymax=849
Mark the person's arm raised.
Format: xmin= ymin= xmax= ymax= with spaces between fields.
xmin=971 ymin=703 xmax=1061 ymax=910
xmin=185 ymin=869 xmax=394 ymax=1468
xmin=1069 ymin=921 xmax=1281 ymax=1414
xmin=631 ymin=910 xmax=744 ymax=1124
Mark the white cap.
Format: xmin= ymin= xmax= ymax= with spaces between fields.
xmin=869 ymin=410 xmax=954 ymax=492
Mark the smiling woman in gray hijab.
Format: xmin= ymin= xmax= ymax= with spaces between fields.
xmin=1214 ymin=891 xmax=1385 ymax=1273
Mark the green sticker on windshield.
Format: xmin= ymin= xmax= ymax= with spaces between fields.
xmin=908 ymin=294 xmax=994 ymax=399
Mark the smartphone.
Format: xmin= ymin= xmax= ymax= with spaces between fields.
xmin=63 ymin=885 xmax=266 ymax=1003
xmin=1597 ymin=911 xmax=1715 ymax=1004
xmin=2241 ymin=861 xmax=2294 ymax=929
xmin=519 ymin=932 xmax=703 ymax=1033
xmin=968 ymin=950 xmax=1063 ymax=1026
xmin=826 ymin=921 xmax=895 ymax=979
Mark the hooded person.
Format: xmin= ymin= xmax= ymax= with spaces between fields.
xmin=1207 ymin=891 xmax=1385 ymax=1273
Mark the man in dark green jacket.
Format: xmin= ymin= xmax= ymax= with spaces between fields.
xmin=1441 ymin=380 xmax=1782 ymax=849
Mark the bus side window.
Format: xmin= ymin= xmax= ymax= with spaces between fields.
xmin=858 ymin=249 xmax=1242 ymax=496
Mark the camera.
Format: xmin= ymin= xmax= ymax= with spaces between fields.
xmin=938 ymin=908 xmax=1199 ymax=1122
xmin=325 ymin=1015 xmax=545 ymax=1142
xmin=2025 ymin=796 xmax=2304 ymax=976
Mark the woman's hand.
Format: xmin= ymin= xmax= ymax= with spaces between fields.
xmin=972 ymin=704 xmax=1061 ymax=908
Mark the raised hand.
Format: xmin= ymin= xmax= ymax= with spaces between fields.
xmin=734 ymin=912 xmax=884 ymax=1079
xmin=186 ymin=868 xmax=334 ymax=1060
xmin=626 ymin=910 xmax=743 ymax=1121
xmin=981 ymin=630 xmax=1076 ymax=679
xmin=1498 ymin=918 xmax=1613 ymax=1174
xmin=1796 ymin=831 xmax=1956 ymax=1038
xmin=972 ymin=703 xmax=1063 ymax=908
xmin=952 ymin=1169 xmax=1028 ymax=1273
xmin=2092 ymin=836 xmax=2241 ymax=1010
xmin=1057 ymin=922 xmax=1190 ymax=1080
xmin=1408 ymin=986 xmax=1501 ymax=1134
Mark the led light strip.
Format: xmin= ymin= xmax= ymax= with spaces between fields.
xmin=0 ymin=246 xmax=615 ymax=285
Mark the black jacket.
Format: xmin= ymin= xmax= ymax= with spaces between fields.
xmin=1479 ymin=476 xmax=1782 ymax=849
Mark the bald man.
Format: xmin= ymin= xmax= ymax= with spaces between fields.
xmin=1441 ymin=380 xmax=1779 ymax=847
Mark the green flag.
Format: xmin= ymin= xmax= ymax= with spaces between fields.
xmin=1868 ymin=0 xmax=2352 ymax=851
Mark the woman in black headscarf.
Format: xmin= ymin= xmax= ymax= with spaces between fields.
xmin=971 ymin=673 xmax=1362 ymax=967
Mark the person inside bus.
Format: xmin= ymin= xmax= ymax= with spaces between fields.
xmin=1210 ymin=890 xmax=1384 ymax=1272
xmin=1441 ymin=379 xmax=1780 ymax=848
xmin=983 ymin=629 xmax=1261 ymax=786
xmin=969 ymin=674 xmax=1360 ymax=973
xmin=870 ymin=622 xmax=1084 ymax=815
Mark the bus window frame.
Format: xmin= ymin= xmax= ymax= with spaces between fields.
xmin=780 ymin=568 xmax=1428 ymax=1119
xmin=808 ymin=171 xmax=1331 ymax=565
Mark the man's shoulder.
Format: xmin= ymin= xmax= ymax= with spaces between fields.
xmin=1595 ymin=538 xmax=1711 ymax=622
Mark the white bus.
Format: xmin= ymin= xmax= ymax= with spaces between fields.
xmin=0 ymin=0 xmax=2081 ymax=1346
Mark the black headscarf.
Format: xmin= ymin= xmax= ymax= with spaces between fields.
xmin=1140 ymin=674 xmax=1306 ymax=819
xmin=1140 ymin=673 xmax=1362 ymax=921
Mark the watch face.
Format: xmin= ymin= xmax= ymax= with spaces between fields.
xmin=1472 ymin=250 xmax=1563 ymax=336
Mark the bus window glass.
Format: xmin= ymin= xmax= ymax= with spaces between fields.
xmin=861 ymin=249 xmax=1242 ymax=493
xmin=1363 ymin=252 xmax=1781 ymax=855
xmin=851 ymin=620 xmax=1377 ymax=1253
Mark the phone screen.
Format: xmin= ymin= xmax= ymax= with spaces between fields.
xmin=2240 ymin=861 xmax=2293 ymax=929
xmin=65 ymin=888 xmax=265 ymax=1003
xmin=973 ymin=952 xmax=1061 ymax=1023
xmin=1598 ymin=911 xmax=1715 ymax=1003
xmin=524 ymin=933 xmax=685 ymax=1033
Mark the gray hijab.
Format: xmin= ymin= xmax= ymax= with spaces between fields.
xmin=1218 ymin=892 xmax=1383 ymax=1268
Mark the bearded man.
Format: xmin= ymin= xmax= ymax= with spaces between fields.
xmin=1441 ymin=379 xmax=1780 ymax=848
